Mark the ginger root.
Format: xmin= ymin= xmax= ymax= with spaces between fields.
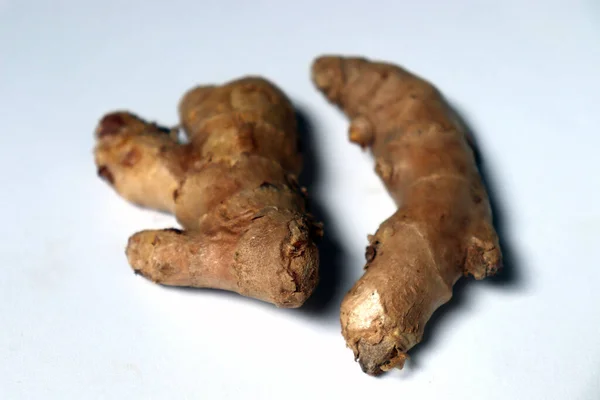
xmin=312 ymin=56 xmax=502 ymax=374
xmin=95 ymin=77 xmax=321 ymax=308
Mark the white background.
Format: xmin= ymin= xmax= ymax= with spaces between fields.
xmin=1 ymin=0 xmax=599 ymax=398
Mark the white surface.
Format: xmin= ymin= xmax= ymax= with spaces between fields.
xmin=1 ymin=0 xmax=599 ymax=398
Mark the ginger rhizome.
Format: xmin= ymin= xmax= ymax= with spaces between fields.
xmin=312 ymin=56 xmax=502 ymax=375
xmin=94 ymin=77 xmax=321 ymax=308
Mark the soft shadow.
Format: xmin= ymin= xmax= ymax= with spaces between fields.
xmin=451 ymin=101 xmax=523 ymax=287
xmin=294 ymin=106 xmax=348 ymax=315
xmin=408 ymin=100 xmax=525 ymax=364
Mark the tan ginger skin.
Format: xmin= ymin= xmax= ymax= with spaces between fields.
xmin=94 ymin=77 xmax=321 ymax=308
xmin=312 ymin=56 xmax=502 ymax=375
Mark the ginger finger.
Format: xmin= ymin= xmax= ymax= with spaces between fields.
xmin=312 ymin=56 xmax=501 ymax=374
xmin=94 ymin=112 xmax=189 ymax=212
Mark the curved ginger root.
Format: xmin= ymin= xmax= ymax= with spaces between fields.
xmin=94 ymin=77 xmax=321 ymax=308
xmin=312 ymin=56 xmax=502 ymax=374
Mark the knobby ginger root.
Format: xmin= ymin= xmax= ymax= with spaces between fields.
xmin=312 ymin=56 xmax=502 ymax=374
xmin=94 ymin=77 xmax=321 ymax=307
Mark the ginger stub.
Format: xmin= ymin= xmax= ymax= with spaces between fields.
xmin=312 ymin=56 xmax=502 ymax=375
xmin=94 ymin=77 xmax=321 ymax=308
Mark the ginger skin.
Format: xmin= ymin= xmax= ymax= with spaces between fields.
xmin=94 ymin=77 xmax=321 ymax=308
xmin=312 ymin=56 xmax=502 ymax=375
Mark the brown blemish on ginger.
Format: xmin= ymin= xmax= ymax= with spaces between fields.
xmin=97 ymin=165 xmax=114 ymax=184
xmin=96 ymin=113 xmax=126 ymax=138
xmin=121 ymin=148 xmax=141 ymax=167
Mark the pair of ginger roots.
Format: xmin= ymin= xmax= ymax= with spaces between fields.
xmin=94 ymin=56 xmax=502 ymax=376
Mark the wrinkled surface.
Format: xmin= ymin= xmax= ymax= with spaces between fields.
xmin=312 ymin=56 xmax=501 ymax=374
xmin=94 ymin=77 xmax=321 ymax=307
